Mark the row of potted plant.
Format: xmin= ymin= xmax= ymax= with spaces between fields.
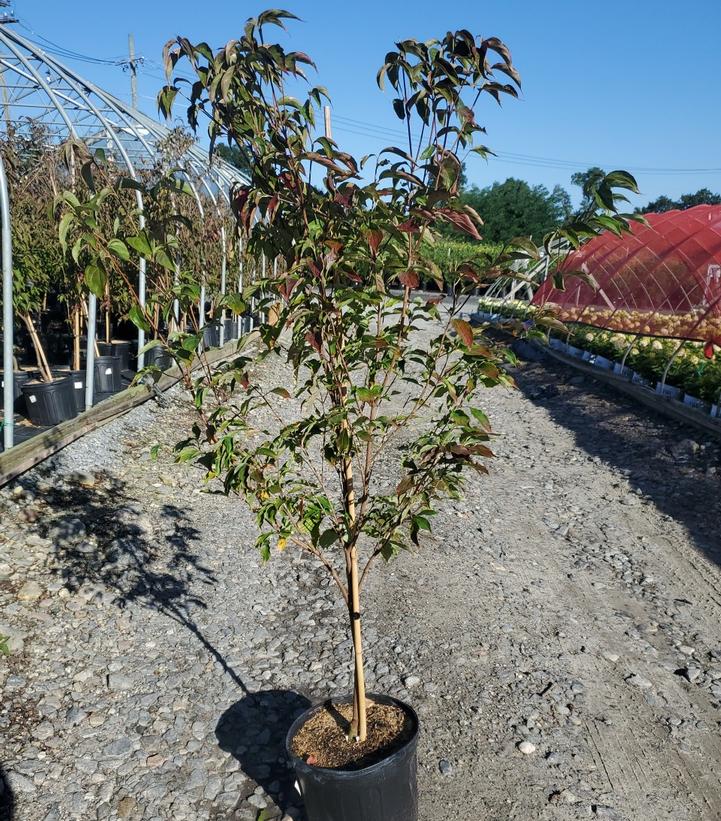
xmin=474 ymin=297 xmax=721 ymax=417
xmin=0 ymin=124 xmax=256 ymax=431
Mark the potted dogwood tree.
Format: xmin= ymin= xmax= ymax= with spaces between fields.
xmin=62 ymin=10 xmax=638 ymax=820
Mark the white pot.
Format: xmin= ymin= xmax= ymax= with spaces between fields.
xmin=655 ymin=382 xmax=681 ymax=399
xmin=682 ymin=394 xmax=704 ymax=408
xmin=711 ymin=404 xmax=720 ymax=418
xmin=593 ymin=355 xmax=613 ymax=370
xmin=613 ymin=363 xmax=632 ymax=379
xmin=631 ymin=371 xmax=651 ymax=387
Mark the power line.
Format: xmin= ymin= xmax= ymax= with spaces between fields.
xmin=332 ymin=113 xmax=721 ymax=177
xmin=17 ymin=20 xmax=126 ymax=65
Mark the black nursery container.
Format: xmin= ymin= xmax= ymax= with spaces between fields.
xmin=285 ymin=694 xmax=419 ymax=821
xmin=223 ymin=318 xmax=238 ymax=342
xmin=1 ymin=371 xmax=33 ymax=412
xmin=20 ymin=376 xmax=77 ymax=426
xmin=203 ymin=323 xmax=221 ymax=348
xmin=92 ymin=355 xmax=122 ymax=394
xmin=68 ymin=369 xmax=87 ymax=414
xmin=144 ymin=344 xmax=174 ymax=372
xmin=109 ymin=340 xmax=133 ymax=372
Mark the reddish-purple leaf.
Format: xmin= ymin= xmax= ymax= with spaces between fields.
xmin=452 ymin=318 xmax=474 ymax=346
xmin=398 ymin=271 xmax=419 ymax=289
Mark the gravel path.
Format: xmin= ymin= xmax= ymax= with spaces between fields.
xmin=1 ymin=323 xmax=721 ymax=821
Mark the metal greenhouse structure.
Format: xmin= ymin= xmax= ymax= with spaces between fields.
xmin=0 ymin=23 xmax=247 ymax=451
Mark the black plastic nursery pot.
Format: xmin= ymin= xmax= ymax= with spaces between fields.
xmin=285 ymin=694 xmax=419 ymax=821
xmin=68 ymin=369 xmax=87 ymax=414
xmin=92 ymin=355 xmax=122 ymax=394
xmin=1 ymin=371 xmax=33 ymax=412
xmin=109 ymin=340 xmax=133 ymax=372
xmin=203 ymin=323 xmax=221 ymax=348
xmin=144 ymin=344 xmax=174 ymax=372
xmin=223 ymin=318 xmax=238 ymax=342
xmin=20 ymin=376 xmax=77 ymax=426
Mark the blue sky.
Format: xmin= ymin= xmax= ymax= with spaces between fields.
xmin=14 ymin=0 xmax=721 ymax=207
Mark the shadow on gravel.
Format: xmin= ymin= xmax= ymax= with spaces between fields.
xmin=17 ymin=467 xmax=249 ymax=693
xmin=216 ymin=690 xmax=311 ymax=817
xmin=514 ymin=349 xmax=721 ymax=569
xmin=0 ymin=764 xmax=14 ymax=820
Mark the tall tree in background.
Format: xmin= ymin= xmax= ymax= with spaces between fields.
xmin=215 ymin=143 xmax=251 ymax=176
xmin=571 ymin=166 xmax=607 ymax=210
xmin=460 ymin=177 xmax=572 ymax=242
xmin=639 ymin=187 xmax=721 ymax=214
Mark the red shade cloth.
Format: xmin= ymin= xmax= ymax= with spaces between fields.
xmin=533 ymin=205 xmax=721 ymax=343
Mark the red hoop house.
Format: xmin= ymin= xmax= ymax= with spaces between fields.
xmin=533 ymin=204 xmax=721 ymax=344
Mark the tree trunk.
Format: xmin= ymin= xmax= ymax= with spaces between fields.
xmin=104 ymin=280 xmax=111 ymax=344
xmin=72 ymin=304 xmax=81 ymax=371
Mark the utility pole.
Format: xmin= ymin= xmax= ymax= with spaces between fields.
xmin=323 ymin=105 xmax=332 ymax=140
xmin=127 ymin=33 xmax=138 ymax=109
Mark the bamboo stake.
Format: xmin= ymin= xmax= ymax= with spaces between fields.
xmin=21 ymin=313 xmax=52 ymax=383
xmin=342 ymin=454 xmax=367 ymax=742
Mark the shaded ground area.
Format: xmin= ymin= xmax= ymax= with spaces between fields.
xmin=1 ymin=324 xmax=720 ymax=820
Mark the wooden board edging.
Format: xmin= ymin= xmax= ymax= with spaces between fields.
xmin=0 ymin=334 xmax=258 ymax=487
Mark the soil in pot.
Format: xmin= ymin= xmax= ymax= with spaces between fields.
xmin=291 ymin=699 xmax=414 ymax=770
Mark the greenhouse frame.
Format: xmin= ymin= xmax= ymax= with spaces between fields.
xmin=0 ymin=23 xmax=248 ymax=451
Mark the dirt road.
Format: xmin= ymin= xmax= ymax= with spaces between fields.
xmin=1 ymin=327 xmax=720 ymax=820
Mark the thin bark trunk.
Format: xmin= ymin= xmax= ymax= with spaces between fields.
xmin=104 ymin=281 xmax=111 ymax=344
xmin=72 ymin=304 xmax=81 ymax=371
xmin=21 ymin=313 xmax=52 ymax=383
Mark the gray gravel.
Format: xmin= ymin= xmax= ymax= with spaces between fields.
xmin=1 ymin=321 xmax=721 ymax=820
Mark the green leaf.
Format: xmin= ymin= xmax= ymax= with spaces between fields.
xmin=108 ymin=239 xmax=130 ymax=261
xmin=413 ymin=514 xmax=432 ymax=533
xmin=149 ymin=444 xmax=161 ymax=461
xmin=176 ymin=446 xmax=200 ymax=463
xmin=129 ymin=304 xmax=150 ymax=332
xmin=155 ymin=248 xmax=176 ymax=272
xmin=58 ymin=212 xmax=73 ymax=252
xmin=319 ymin=528 xmax=339 ymax=549
xmin=139 ymin=339 xmax=162 ymax=355
xmin=127 ymin=234 xmax=153 ymax=258
xmin=84 ymin=264 xmax=106 ymax=298
xmin=158 ymin=85 xmax=179 ymax=119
